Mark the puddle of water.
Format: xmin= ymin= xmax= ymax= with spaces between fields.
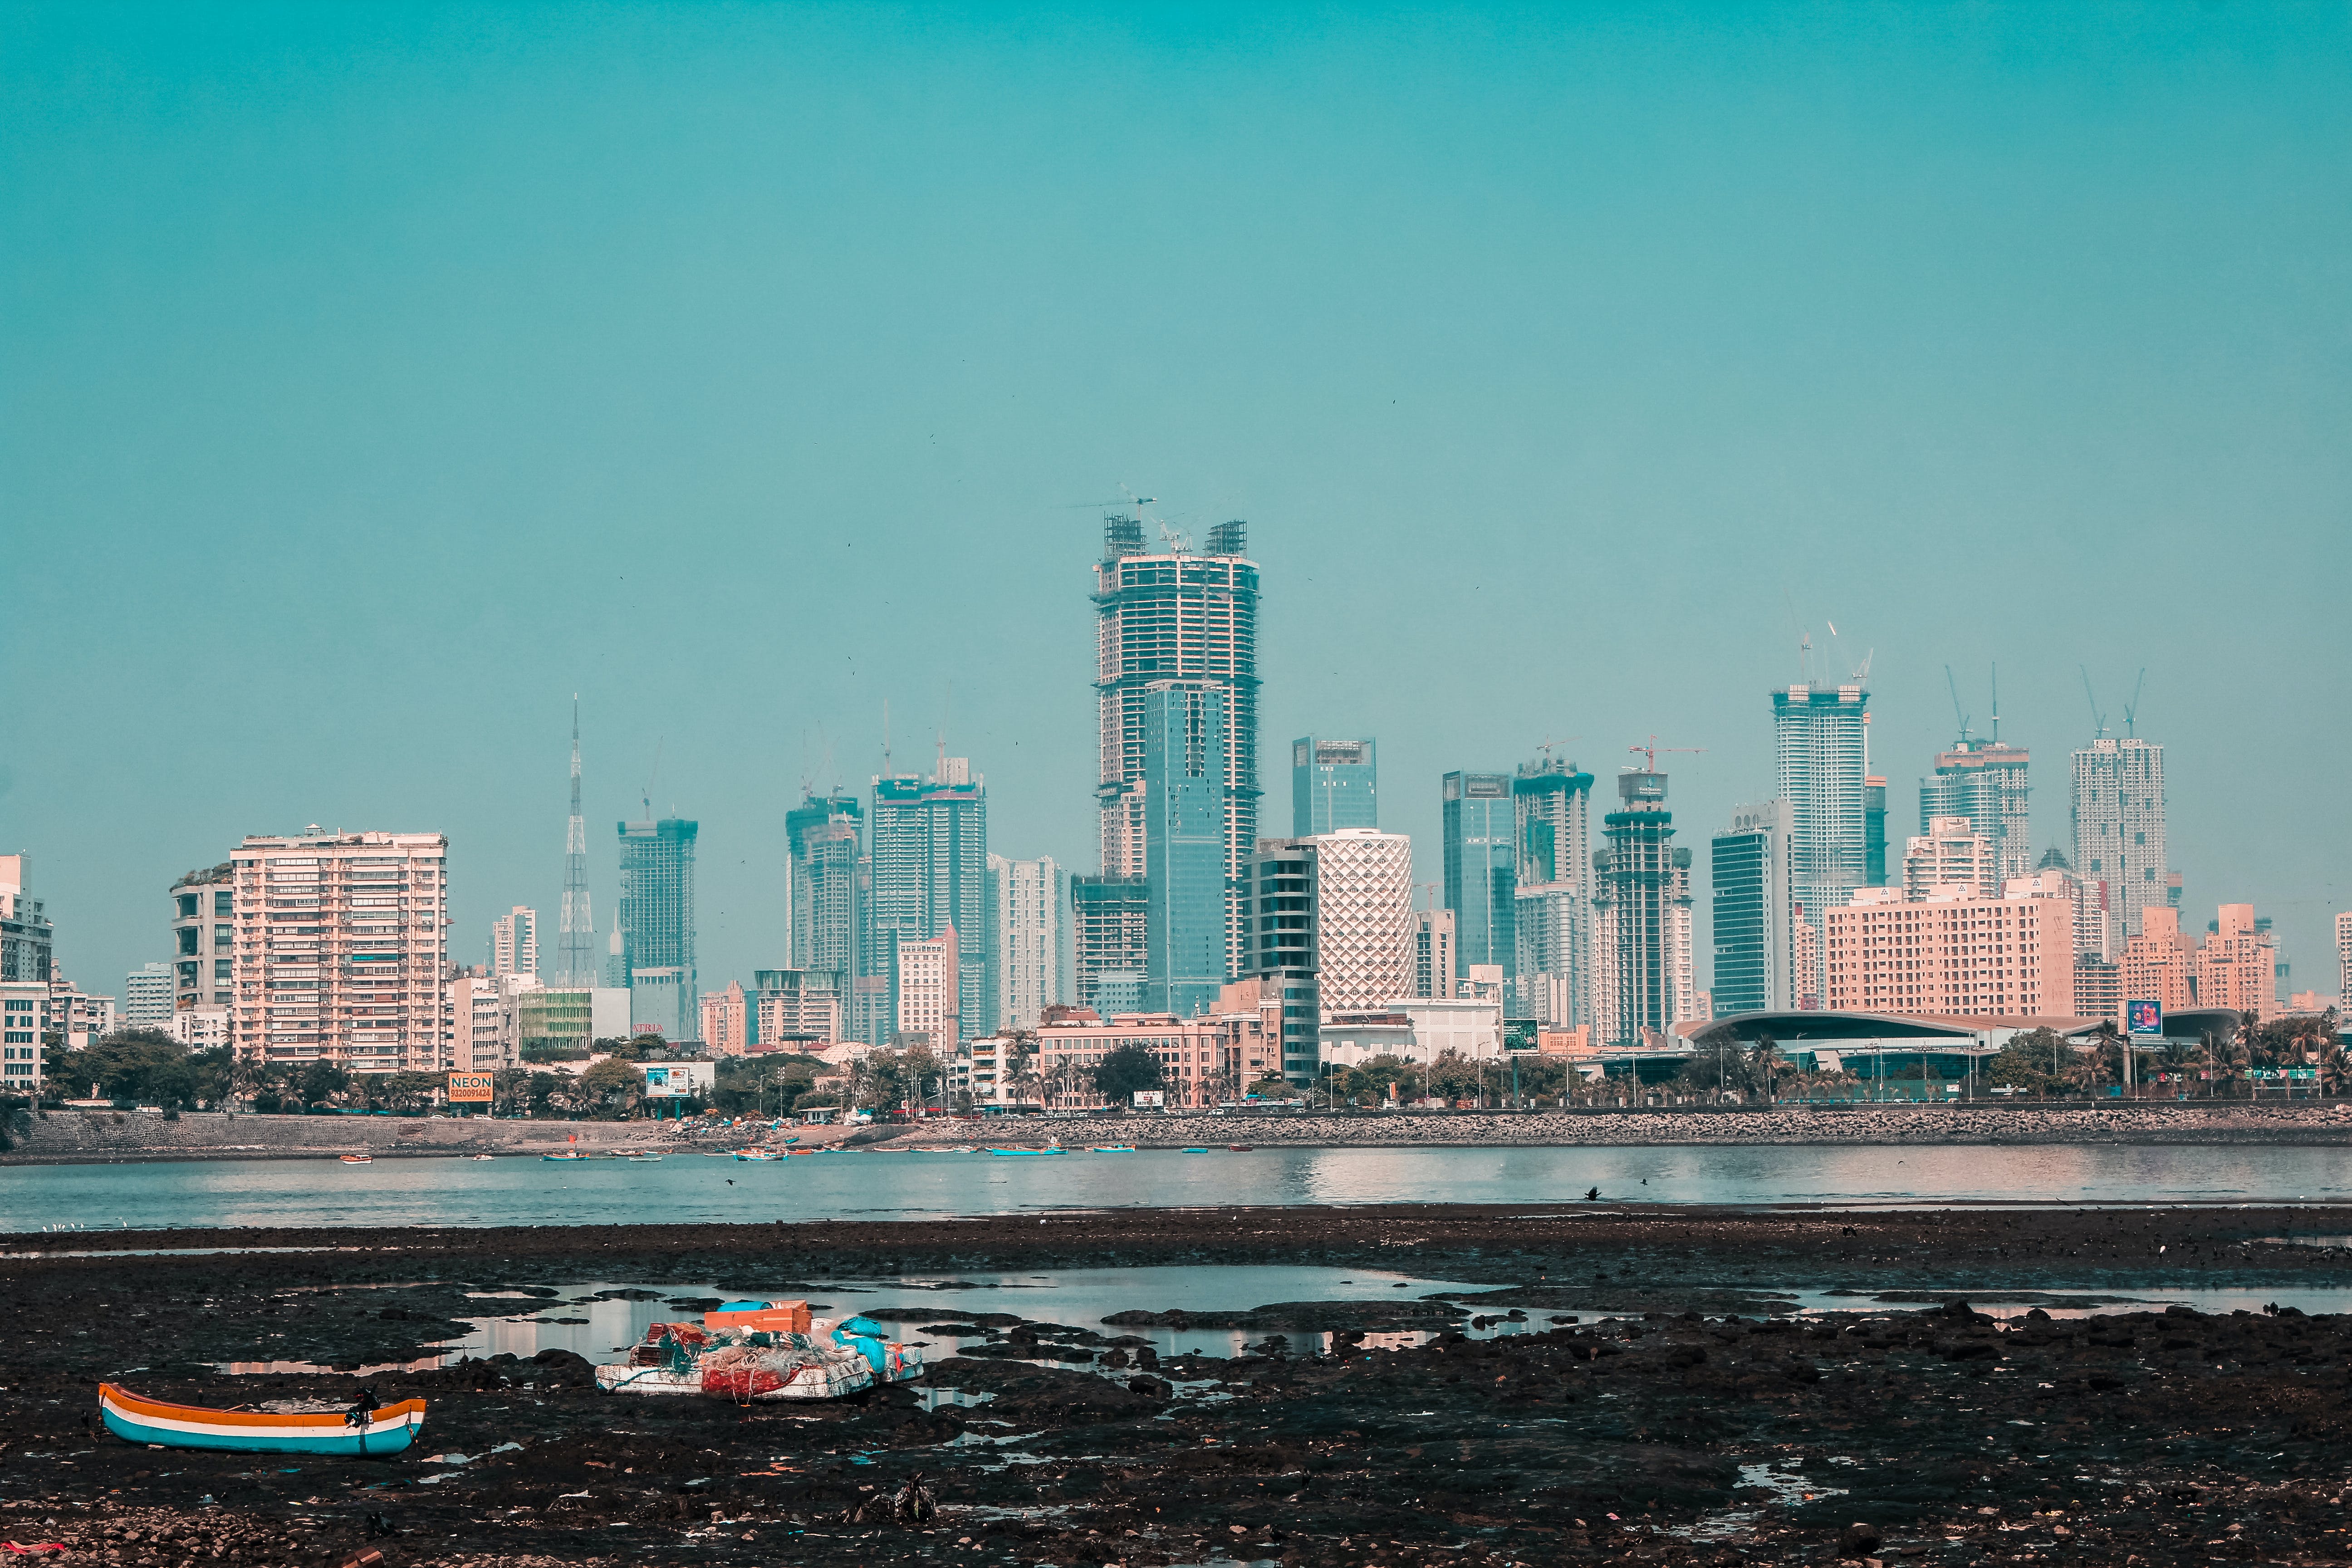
xmin=916 ymin=1387 xmax=997 ymax=1411
xmin=1786 ymin=1283 xmax=2352 ymax=1320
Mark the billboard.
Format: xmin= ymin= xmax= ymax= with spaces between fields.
xmin=1130 ymin=1090 xmax=1165 ymax=1109
xmin=447 ymin=1072 xmax=494 ymax=1103
xmin=2125 ymin=1000 xmax=2163 ymax=1037
xmin=642 ymin=1062 xmax=714 ymax=1099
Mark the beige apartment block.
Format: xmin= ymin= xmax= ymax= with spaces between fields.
xmin=701 ymin=980 xmax=748 ymax=1056
xmin=1903 ymin=817 xmax=1998 ymax=900
xmin=232 ymin=830 xmax=451 ymax=1073
xmin=999 ymin=1005 xmax=1272 ymax=1109
xmin=2117 ymin=906 xmax=2195 ymax=1014
xmin=1824 ymin=884 xmax=2075 ymax=1019
xmin=2191 ymin=903 xmax=2278 ymax=1020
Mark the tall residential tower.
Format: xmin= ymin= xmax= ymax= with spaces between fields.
xmin=1772 ymin=681 xmax=1871 ymax=997
xmin=1291 ymin=736 xmax=1377 ymax=835
xmin=1094 ymin=517 xmax=1259 ymax=978
xmin=617 ymin=818 xmax=698 ymax=1040
xmin=2070 ymin=736 xmax=2170 ymax=945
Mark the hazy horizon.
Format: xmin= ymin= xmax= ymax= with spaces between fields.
xmin=4 ymin=5 xmax=2346 ymax=1009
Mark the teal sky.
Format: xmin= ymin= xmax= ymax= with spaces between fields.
xmin=5 ymin=5 xmax=2347 ymax=1002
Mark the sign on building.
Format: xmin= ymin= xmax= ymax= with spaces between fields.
xmin=447 ymin=1071 xmax=494 ymax=1103
xmin=2124 ymin=1000 xmax=2163 ymax=1037
xmin=1130 ymin=1090 xmax=1165 ymax=1109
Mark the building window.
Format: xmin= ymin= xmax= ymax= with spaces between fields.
xmin=178 ymin=928 xmax=199 ymax=956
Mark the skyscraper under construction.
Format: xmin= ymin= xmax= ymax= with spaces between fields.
xmin=1094 ymin=515 xmax=1259 ymax=980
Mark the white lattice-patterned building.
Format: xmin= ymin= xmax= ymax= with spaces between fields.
xmin=1303 ymin=830 xmax=1413 ymax=1013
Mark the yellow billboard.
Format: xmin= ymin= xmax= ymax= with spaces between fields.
xmin=447 ymin=1072 xmax=495 ymax=1103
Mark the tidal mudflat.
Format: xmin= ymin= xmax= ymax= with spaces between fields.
xmin=6 ymin=1204 xmax=2352 ymax=1567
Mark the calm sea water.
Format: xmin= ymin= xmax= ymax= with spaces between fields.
xmin=8 ymin=1141 xmax=2352 ymax=1233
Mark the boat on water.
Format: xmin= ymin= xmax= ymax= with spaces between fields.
xmin=596 ymin=1302 xmax=921 ymax=1403
xmin=1181 ymin=1147 xmax=1212 ymax=1153
xmin=542 ymin=1151 xmax=589 ymax=1162
xmin=732 ymin=1149 xmax=780 ymax=1161
xmin=98 ymin=1384 xmax=425 ymax=1456
xmin=1089 ymin=1145 xmax=1136 ymax=1153
xmin=470 ymin=1154 xmax=494 ymax=1161
xmin=338 ymin=1154 xmax=372 ymax=1165
xmin=1228 ymin=1144 xmax=1254 ymax=1152
xmin=622 ymin=1152 xmax=663 ymax=1162
xmin=986 ymin=1145 xmax=1063 ymax=1156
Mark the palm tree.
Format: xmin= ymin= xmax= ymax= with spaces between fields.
xmin=0 ymin=1096 xmax=31 ymax=1154
xmin=1745 ymin=1036 xmax=1783 ymax=1105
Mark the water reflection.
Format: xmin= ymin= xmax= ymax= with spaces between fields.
xmin=10 ymin=1141 xmax=2352 ymax=1233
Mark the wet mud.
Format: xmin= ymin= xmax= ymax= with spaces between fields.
xmin=6 ymin=1204 xmax=2352 ymax=1566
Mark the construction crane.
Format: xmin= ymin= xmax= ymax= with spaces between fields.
xmin=1945 ymin=666 xmax=1972 ymax=745
xmin=2080 ymin=666 xmax=2107 ymax=740
xmin=1533 ymin=735 xmax=1579 ymax=766
xmin=642 ymin=737 xmax=663 ymax=820
xmin=1627 ymin=737 xmax=1706 ymax=771
xmin=2122 ymin=668 xmax=2146 ymax=738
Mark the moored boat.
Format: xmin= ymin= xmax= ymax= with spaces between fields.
xmin=338 ymin=1154 xmax=372 ymax=1165
xmin=1090 ymin=1145 xmax=1136 ymax=1152
xmin=595 ymin=1308 xmax=921 ymax=1402
xmin=98 ymin=1384 xmax=425 ymax=1456
xmin=541 ymin=1151 xmax=588 ymax=1161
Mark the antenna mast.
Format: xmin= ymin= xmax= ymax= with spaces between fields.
xmin=557 ymin=696 xmax=597 ymax=986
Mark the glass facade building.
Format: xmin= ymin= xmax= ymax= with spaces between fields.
xmin=1142 ymin=682 xmax=1232 ymax=1017
xmin=1710 ymin=800 xmax=1793 ymax=1017
xmin=1291 ymin=736 xmax=1377 ymax=836
xmin=1441 ymin=771 xmax=1516 ymax=983
xmin=617 ymin=818 xmax=699 ymax=1041
xmin=866 ymin=765 xmax=986 ymax=1046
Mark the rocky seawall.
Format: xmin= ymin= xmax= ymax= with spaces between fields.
xmin=900 ymin=1099 xmax=2352 ymax=1147
xmin=0 ymin=1107 xmax=855 ymax=1164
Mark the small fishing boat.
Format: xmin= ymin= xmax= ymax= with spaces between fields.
xmin=98 ymin=1384 xmax=425 ymax=1456
xmin=1089 ymin=1145 xmax=1136 ymax=1153
xmin=733 ymin=1148 xmax=780 ymax=1161
xmin=1227 ymin=1144 xmax=1254 ymax=1152
xmin=595 ymin=1310 xmax=920 ymax=1403
xmin=470 ymin=1154 xmax=494 ymax=1161
xmin=338 ymin=1154 xmax=372 ymax=1165
xmin=622 ymin=1152 xmax=663 ymax=1162
xmin=1181 ymin=1147 xmax=1211 ymax=1153
xmin=541 ymin=1151 xmax=589 ymax=1162
xmin=986 ymin=1146 xmax=1063 ymax=1156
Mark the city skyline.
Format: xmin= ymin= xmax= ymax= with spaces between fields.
xmin=3 ymin=7 xmax=2346 ymax=1003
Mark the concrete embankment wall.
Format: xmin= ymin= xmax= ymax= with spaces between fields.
xmin=893 ymin=1101 xmax=2352 ymax=1147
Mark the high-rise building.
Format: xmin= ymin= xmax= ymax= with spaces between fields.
xmin=169 ymin=863 xmax=236 ymax=1012
xmin=228 ymin=829 xmax=452 ymax=1073
xmin=1441 ymin=771 xmax=1515 ymax=984
xmin=1823 ymin=884 xmax=2074 ymax=1019
xmin=1094 ymin=517 xmax=1259 ymax=977
xmin=1512 ymin=758 xmax=1594 ymax=1028
xmin=786 ymin=789 xmax=862 ymax=969
xmin=868 ymin=759 xmax=986 ymax=1046
xmin=1241 ymin=837 xmax=1322 ymax=1082
xmin=1 ymin=977 xmax=48 ymax=1091
xmin=491 ymin=906 xmax=538 ymax=977
xmin=2117 ymin=906 xmax=2193 ymax=1015
xmin=1773 ymin=682 xmax=1871 ymax=997
xmin=1903 ymin=817 xmax=1998 ymax=901
xmin=2071 ymin=736 xmax=2170 ymax=944
xmin=1302 ymin=830 xmax=1413 ymax=1012
xmin=1863 ymin=775 xmax=1889 ymax=887
xmin=1411 ymin=907 xmax=1456 ymax=1000
xmin=892 ymin=929 xmax=960 ymax=1050
xmin=2338 ymin=911 xmax=2352 ymax=1007
xmin=1591 ymin=771 xmax=1697 ymax=1047
xmin=0 ymin=855 xmax=53 ymax=988
xmin=448 ymin=968 xmax=504 ymax=1071
xmin=1070 ymin=874 xmax=1147 ymax=1015
xmin=1141 ymin=682 xmax=1232 ymax=1017
xmin=2193 ymin=904 xmax=2278 ymax=1020
xmin=1710 ymin=800 xmax=1794 ymax=1017
xmin=556 ymin=703 xmax=597 ymax=987
xmin=2027 ymin=849 xmax=2112 ymax=960
xmin=750 ymin=968 xmax=844 ymax=1049
xmin=987 ymin=854 xmax=1063 ymax=1030
xmin=1292 ymin=737 xmax=1377 ymax=836
xmin=617 ymin=818 xmax=698 ymax=1041
xmin=1920 ymin=742 xmax=2033 ymax=885
xmin=701 ymin=980 xmax=748 ymax=1056
xmin=122 ymin=962 xmax=175 ymax=1031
